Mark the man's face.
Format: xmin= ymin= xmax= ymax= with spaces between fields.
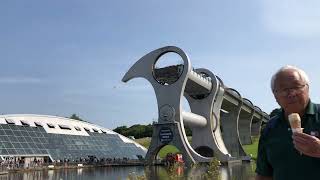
xmin=273 ymin=70 xmax=309 ymax=115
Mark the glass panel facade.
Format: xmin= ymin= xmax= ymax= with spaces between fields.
xmin=0 ymin=124 xmax=146 ymax=161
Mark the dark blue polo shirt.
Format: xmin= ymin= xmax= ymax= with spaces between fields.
xmin=255 ymin=101 xmax=320 ymax=180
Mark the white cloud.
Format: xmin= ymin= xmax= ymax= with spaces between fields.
xmin=261 ymin=0 xmax=320 ymax=38
xmin=0 ymin=77 xmax=43 ymax=84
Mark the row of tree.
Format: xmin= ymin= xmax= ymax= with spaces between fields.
xmin=68 ymin=114 xmax=156 ymax=139
xmin=113 ymin=124 xmax=192 ymax=139
xmin=113 ymin=124 xmax=153 ymax=139
xmin=70 ymin=108 xmax=280 ymax=139
xmin=113 ymin=109 xmax=280 ymax=139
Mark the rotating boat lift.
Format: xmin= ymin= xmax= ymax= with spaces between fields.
xmin=122 ymin=46 xmax=269 ymax=165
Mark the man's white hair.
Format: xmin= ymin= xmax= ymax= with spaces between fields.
xmin=270 ymin=65 xmax=310 ymax=91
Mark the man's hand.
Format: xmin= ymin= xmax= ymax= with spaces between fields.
xmin=292 ymin=132 xmax=320 ymax=158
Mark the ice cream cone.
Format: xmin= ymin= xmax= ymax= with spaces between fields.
xmin=288 ymin=113 xmax=302 ymax=133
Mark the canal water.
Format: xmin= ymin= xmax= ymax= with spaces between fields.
xmin=0 ymin=162 xmax=256 ymax=180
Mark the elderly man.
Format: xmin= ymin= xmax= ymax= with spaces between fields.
xmin=255 ymin=65 xmax=320 ymax=180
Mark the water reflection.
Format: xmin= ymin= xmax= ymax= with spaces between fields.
xmin=220 ymin=162 xmax=256 ymax=180
xmin=0 ymin=162 xmax=256 ymax=180
xmin=0 ymin=166 xmax=145 ymax=180
xmin=145 ymin=162 xmax=256 ymax=180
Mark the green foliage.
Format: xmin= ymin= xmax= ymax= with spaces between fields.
xmin=69 ymin=114 xmax=86 ymax=122
xmin=261 ymin=108 xmax=281 ymax=133
xmin=184 ymin=126 xmax=192 ymax=136
xmin=114 ymin=123 xmax=192 ymax=139
xmin=270 ymin=108 xmax=281 ymax=117
xmin=113 ymin=125 xmax=128 ymax=134
xmin=203 ymin=157 xmax=221 ymax=179
xmin=113 ymin=124 xmax=153 ymax=139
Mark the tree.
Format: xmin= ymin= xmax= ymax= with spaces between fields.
xmin=113 ymin=124 xmax=154 ymax=138
xmin=113 ymin=123 xmax=193 ymax=139
xmin=114 ymin=126 xmax=128 ymax=135
xmin=260 ymin=108 xmax=281 ymax=132
xmin=145 ymin=124 xmax=153 ymax=137
xmin=270 ymin=108 xmax=281 ymax=118
xmin=70 ymin=114 xmax=85 ymax=121
xmin=184 ymin=126 xmax=192 ymax=136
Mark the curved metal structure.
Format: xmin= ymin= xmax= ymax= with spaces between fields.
xmin=122 ymin=46 xmax=269 ymax=165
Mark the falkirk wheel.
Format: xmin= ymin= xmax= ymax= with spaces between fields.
xmin=122 ymin=46 xmax=270 ymax=165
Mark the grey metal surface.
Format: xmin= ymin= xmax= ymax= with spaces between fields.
xmin=122 ymin=46 xmax=270 ymax=165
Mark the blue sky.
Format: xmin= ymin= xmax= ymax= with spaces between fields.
xmin=1 ymin=0 xmax=320 ymax=129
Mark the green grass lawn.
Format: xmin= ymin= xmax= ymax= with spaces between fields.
xmin=134 ymin=137 xmax=189 ymax=158
xmin=135 ymin=136 xmax=259 ymax=160
xmin=242 ymin=136 xmax=259 ymax=160
xmin=134 ymin=137 xmax=151 ymax=148
xmin=134 ymin=137 xmax=181 ymax=158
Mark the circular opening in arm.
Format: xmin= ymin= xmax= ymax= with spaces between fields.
xmin=153 ymin=52 xmax=184 ymax=85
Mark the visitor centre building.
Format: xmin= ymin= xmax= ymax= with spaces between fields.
xmin=0 ymin=114 xmax=147 ymax=164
